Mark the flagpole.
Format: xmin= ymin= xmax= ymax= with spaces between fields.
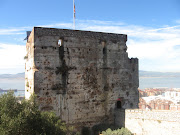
xmin=73 ymin=0 xmax=75 ymax=30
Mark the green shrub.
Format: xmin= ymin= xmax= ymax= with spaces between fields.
xmin=102 ymin=127 xmax=132 ymax=135
xmin=92 ymin=123 xmax=119 ymax=135
xmin=0 ymin=92 xmax=71 ymax=135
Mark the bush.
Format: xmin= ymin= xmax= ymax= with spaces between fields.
xmin=0 ymin=92 xmax=70 ymax=135
xmin=92 ymin=123 xmax=119 ymax=135
xmin=102 ymin=127 xmax=132 ymax=135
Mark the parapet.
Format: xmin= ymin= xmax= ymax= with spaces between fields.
xmin=129 ymin=58 xmax=138 ymax=64
xmin=33 ymin=27 xmax=127 ymax=42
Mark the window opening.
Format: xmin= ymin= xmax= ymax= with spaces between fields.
xmin=117 ymin=101 xmax=122 ymax=109
xmin=58 ymin=39 xmax=62 ymax=47
xmin=102 ymin=41 xmax=105 ymax=47
xmin=102 ymin=41 xmax=106 ymax=54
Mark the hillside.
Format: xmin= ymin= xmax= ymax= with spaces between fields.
xmin=139 ymin=70 xmax=180 ymax=77
xmin=1 ymin=71 xmax=180 ymax=79
xmin=0 ymin=73 xmax=24 ymax=80
xmin=0 ymin=71 xmax=180 ymax=90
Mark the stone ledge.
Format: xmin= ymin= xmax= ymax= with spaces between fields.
xmin=33 ymin=27 xmax=127 ymax=41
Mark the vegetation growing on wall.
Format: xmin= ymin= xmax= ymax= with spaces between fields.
xmin=24 ymin=55 xmax=28 ymax=60
xmin=26 ymin=82 xmax=29 ymax=87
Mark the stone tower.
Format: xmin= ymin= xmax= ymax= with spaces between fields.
xmin=25 ymin=27 xmax=139 ymax=128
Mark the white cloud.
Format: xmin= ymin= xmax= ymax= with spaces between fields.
xmin=77 ymin=19 xmax=125 ymax=26
xmin=0 ymin=27 xmax=28 ymax=35
xmin=0 ymin=43 xmax=26 ymax=74
xmin=175 ymin=19 xmax=180 ymax=24
xmin=38 ymin=23 xmax=73 ymax=29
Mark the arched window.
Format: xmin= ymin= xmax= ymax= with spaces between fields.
xmin=117 ymin=101 xmax=122 ymax=109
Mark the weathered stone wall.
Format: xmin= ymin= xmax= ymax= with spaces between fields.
xmin=25 ymin=29 xmax=35 ymax=99
xmin=25 ymin=27 xmax=139 ymax=128
xmin=125 ymin=109 xmax=180 ymax=135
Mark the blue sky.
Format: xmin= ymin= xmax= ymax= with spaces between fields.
xmin=0 ymin=0 xmax=180 ymax=74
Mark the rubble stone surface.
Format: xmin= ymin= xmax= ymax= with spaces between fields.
xmin=25 ymin=27 xmax=139 ymax=128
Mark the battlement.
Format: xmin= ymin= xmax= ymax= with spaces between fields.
xmin=129 ymin=58 xmax=138 ymax=64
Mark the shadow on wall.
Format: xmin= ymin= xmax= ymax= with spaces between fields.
xmin=114 ymin=100 xmax=125 ymax=128
xmin=88 ymin=101 xmax=125 ymax=135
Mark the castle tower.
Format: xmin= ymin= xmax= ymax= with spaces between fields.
xmin=25 ymin=27 xmax=139 ymax=128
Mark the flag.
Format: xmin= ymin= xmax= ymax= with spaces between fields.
xmin=73 ymin=0 xmax=76 ymax=29
xmin=74 ymin=3 xmax=76 ymax=18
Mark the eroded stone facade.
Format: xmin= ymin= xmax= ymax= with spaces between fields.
xmin=25 ymin=27 xmax=139 ymax=128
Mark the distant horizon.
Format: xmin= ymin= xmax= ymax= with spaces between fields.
xmin=1 ymin=70 xmax=180 ymax=75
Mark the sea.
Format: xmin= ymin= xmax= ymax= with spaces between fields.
xmin=0 ymin=77 xmax=180 ymax=96
xmin=139 ymin=77 xmax=180 ymax=89
xmin=0 ymin=79 xmax=25 ymax=97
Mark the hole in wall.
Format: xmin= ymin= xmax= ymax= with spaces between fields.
xmin=130 ymin=103 xmax=133 ymax=108
xmin=126 ymin=92 xmax=129 ymax=96
xmin=103 ymin=48 xmax=106 ymax=54
xmin=102 ymin=41 xmax=106 ymax=47
xmin=58 ymin=39 xmax=62 ymax=47
xmin=117 ymin=101 xmax=122 ymax=109
xmin=102 ymin=41 xmax=106 ymax=55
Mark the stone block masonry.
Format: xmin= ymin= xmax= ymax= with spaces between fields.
xmin=125 ymin=109 xmax=180 ymax=135
xmin=25 ymin=27 xmax=139 ymax=129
